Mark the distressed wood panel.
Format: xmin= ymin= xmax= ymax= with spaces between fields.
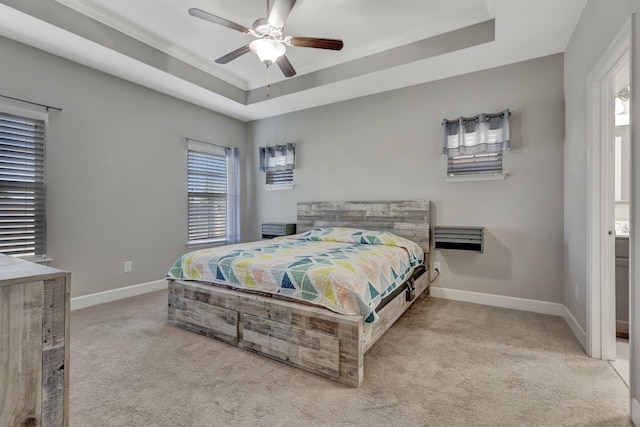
xmin=0 ymin=281 xmax=43 ymax=427
xmin=297 ymin=200 xmax=430 ymax=252
xmin=42 ymin=347 xmax=65 ymax=427
xmin=168 ymin=270 xmax=430 ymax=387
xmin=241 ymin=314 xmax=341 ymax=378
xmin=176 ymin=282 xmax=293 ymax=323
xmin=173 ymin=298 xmax=239 ymax=344
xmin=0 ymin=256 xmax=69 ymax=427
xmin=42 ymin=277 xmax=66 ymax=350
xmin=169 ymin=279 xmax=364 ymax=387
xmin=42 ymin=277 xmax=67 ymax=427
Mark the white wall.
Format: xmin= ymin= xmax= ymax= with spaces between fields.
xmin=246 ymin=54 xmax=565 ymax=304
xmin=0 ymin=36 xmax=246 ymax=298
xmin=563 ymin=0 xmax=640 ymax=333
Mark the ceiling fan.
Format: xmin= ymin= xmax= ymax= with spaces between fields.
xmin=189 ymin=0 xmax=344 ymax=78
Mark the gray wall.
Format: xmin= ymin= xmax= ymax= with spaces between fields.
xmin=246 ymin=54 xmax=565 ymax=304
xmin=563 ymin=0 xmax=640 ymax=332
xmin=0 ymin=36 xmax=246 ymax=297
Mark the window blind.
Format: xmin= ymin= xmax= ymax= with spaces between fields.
xmin=0 ymin=113 xmax=46 ymax=257
xmin=187 ymin=149 xmax=227 ymax=244
xmin=447 ymin=152 xmax=503 ymax=176
xmin=266 ymin=169 xmax=294 ymax=185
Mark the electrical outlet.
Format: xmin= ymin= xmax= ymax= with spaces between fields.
xmin=433 ymin=262 xmax=441 ymax=273
xmin=124 ymin=261 xmax=133 ymax=273
xmin=574 ymin=283 xmax=579 ymax=300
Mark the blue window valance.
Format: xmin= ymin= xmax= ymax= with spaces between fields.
xmin=259 ymin=143 xmax=295 ymax=172
xmin=442 ymin=109 xmax=510 ymax=157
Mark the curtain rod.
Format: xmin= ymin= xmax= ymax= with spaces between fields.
xmin=442 ymin=110 xmax=511 ymax=126
xmin=0 ymin=94 xmax=64 ymax=112
xmin=184 ymin=137 xmax=230 ymax=150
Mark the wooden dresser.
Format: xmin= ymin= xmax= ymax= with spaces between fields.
xmin=0 ymin=255 xmax=70 ymax=427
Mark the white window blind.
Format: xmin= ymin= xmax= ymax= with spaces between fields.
xmin=447 ymin=152 xmax=503 ymax=176
xmin=187 ymin=147 xmax=227 ymax=245
xmin=0 ymin=112 xmax=46 ymax=257
xmin=266 ymin=169 xmax=294 ymax=185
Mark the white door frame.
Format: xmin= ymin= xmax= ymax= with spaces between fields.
xmin=629 ymin=13 xmax=639 ymax=425
xmin=586 ymin=21 xmax=631 ymax=361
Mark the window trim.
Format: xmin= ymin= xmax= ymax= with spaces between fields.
xmin=265 ymin=183 xmax=295 ymax=191
xmin=444 ymin=173 xmax=507 ymax=183
xmin=186 ymin=141 xmax=228 ymax=246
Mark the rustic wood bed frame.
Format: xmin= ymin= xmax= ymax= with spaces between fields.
xmin=168 ymin=200 xmax=430 ymax=387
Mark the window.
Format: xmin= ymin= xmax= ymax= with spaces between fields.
xmin=259 ymin=144 xmax=295 ymax=189
xmin=447 ymin=152 xmax=503 ymax=176
xmin=266 ymin=169 xmax=294 ymax=185
xmin=442 ymin=109 xmax=510 ymax=181
xmin=187 ymin=144 xmax=227 ymax=245
xmin=0 ymin=112 xmax=46 ymax=257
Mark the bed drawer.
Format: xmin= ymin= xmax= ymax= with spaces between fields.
xmin=240 ymin=314 xmax=340 ymax=378
xmin=173 ymin=299 xmax=239 ymax=344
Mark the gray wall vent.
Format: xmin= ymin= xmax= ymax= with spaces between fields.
xmin=434 ymin=226 xmax=484 ymax=252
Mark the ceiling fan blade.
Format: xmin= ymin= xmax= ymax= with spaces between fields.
xmin=188 ymin=8 xmax=250 ymax=33
xmin=276 ymin=55 xmax=297 ymax=77
xmin=267 ymin=0 xmax=296 ymax=29
xmin=215 ymin=45 xmax=251 ymax=64
xmin=290 ymin=37 xmax=344 ymax=50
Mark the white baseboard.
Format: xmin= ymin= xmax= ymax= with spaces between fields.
xmin=430 ymin=286 xmax=565 ymax=316
xmin=632 ymin=397 xmax=640 ymax=426
xmin=563 ymin=305 xmax=587 ymax=351
xmin=71 ymin=279 xmax=167 ymax=311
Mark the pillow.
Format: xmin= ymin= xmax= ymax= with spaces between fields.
xmin=289 ymin=227 xmax=424 ymax=266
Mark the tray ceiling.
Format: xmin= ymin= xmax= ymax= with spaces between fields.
xmin=0 ymin=0 xmax=587 ymax=121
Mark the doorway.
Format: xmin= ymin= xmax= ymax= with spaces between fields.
xmin=586 ymin=21 xmax=631 ymax=363
xmin=610 ymin=61 xmax=631 ymax=386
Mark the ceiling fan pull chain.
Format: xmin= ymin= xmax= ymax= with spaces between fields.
xmin=266 ymin=64 xmax=271 ymax=98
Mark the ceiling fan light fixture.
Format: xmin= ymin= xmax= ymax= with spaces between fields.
xmin=250 ymin=39 xmax=286 ymax=65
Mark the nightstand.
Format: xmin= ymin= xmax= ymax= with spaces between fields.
xmin=261 ymin=223 xmax=297 ymax=239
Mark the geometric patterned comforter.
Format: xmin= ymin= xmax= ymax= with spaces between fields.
xmin=167 ymin=227 xmax=424 ymax=323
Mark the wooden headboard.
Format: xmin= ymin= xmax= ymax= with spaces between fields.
xmin=297 ymin=200 xmax=430 ymax=252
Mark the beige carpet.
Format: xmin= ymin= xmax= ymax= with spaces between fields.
xmin=70 ymin=290 xmax=631 ymax=426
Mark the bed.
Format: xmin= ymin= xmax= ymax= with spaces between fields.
xmin=167 ymin=200 xmax=430 ymax=387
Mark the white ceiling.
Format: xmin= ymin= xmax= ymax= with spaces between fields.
xmin=0 ymin=0 xmax=587 ymax=121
